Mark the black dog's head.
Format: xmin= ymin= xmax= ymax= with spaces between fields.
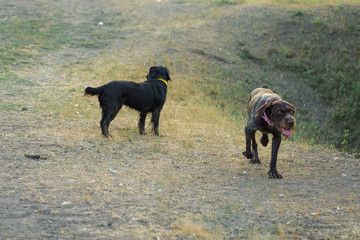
xmin=256 ymin=99 xmax=296 ymax=137
xmin=146 ymin=66 xmax=171 ymax=81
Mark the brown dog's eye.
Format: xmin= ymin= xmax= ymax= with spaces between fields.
xmin=277 ymin=110 xmax=284 ymax=115
xmin=289 ymin=110 xmax=294 ymax=115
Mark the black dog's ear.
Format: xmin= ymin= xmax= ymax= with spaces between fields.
xmin=147 ymin=66 xmax=158 ymax=80
xmin=165 ymin=67 xmax=171 ymax=81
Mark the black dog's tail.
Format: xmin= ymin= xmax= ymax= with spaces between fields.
xmin=84 ymin=86 xmax=104 ymax=96
xmin=261 ymin=84 xmax=269 ymax=89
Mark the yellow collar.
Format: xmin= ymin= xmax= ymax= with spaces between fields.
xmin=157 ymin=78 xmax=168 ymax=86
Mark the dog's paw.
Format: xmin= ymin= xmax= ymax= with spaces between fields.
xmin=101 ymin=128 xmax=110 ymax=138
xmin=250 ymin=155 xmax=261 ymax=164
xmin=268 ymin=170 xmax=283 ymax=179
xmin=242 ymin=151 xmax=253 ymax=159
xmin=260 ymin=134 xmax=269 ymax=147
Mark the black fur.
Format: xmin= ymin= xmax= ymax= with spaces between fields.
xmin=84 ymin=66 xmax=171 ymax=137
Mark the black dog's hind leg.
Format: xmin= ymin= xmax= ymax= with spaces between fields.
xmin=268 ymin=134 xmax=282 ymax=179
xmin=100 ymin=108 xmax=110 ymax=137
xmin=138 ymin=111 xmax=147 ymax=135
xmin=260 ymin=133 xmax=269 ymax=147
xmin=100 ymin=104 xmax=121 ymax=137
xmin=243 ymin=126 xmax=261 ymax=164
xmin=151 ymin=110 xmax=160 ymax=136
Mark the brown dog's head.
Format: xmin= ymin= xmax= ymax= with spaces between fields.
xmin=256 ymin=99 xmax=296 ymax=137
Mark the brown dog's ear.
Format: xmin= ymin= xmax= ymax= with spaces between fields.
xmin=255 ymin=100 xmax=278 ymax=120
xmin=289 ymin=103 xmax=295 ymax=115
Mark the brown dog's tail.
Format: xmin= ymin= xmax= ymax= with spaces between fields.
xmin=84 ymin=86 xmax=104 ymax=96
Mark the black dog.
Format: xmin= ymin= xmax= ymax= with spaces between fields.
xmin=84 ymin=66 xmax=171 ymax=137
xmin=242 ymin=85 xmax=296 ymax=179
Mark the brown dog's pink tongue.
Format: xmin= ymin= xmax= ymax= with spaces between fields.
xmin=282 ymin=129 xmax=293 ymax=137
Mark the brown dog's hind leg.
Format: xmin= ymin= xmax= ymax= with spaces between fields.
xmin=243 ymin=126 xmax=261 ymax=164
xmin=243 ymin=126 xmax=253 ymax=159
xmin=250 ymin=133 xmax=261 ymax=164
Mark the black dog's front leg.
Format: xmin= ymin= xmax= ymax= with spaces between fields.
xmin=151 ymin=110 xmax=160 ymax=136
xmin=138 ymin=111 xmax=147 ymax=134
xmin=268 ymin=135 xmax=282 ymax=179
xmin=243 ymin=126 xmax=260 ymax=164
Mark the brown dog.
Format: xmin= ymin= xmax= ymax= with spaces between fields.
xmin=243 ymin=84 xmax=296 ymax=179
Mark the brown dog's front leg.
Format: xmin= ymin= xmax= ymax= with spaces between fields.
xmin=268 ymin=135 xmax=282 ymax=179
xmin=260 ymin=133 xmax=269 ymax=147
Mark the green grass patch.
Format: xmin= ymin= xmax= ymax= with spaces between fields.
xmin=197 ymin=4 xmax=360 ymax=154
xmin=288 ymin=6 xmax=360 ymax=152
xmin=0 ymin=7 xmax=128 ymax=113
xmin=0 ymin=102 xmax=28 ymax=111
xmin=0 ymin=10 xmax=127 ymax=71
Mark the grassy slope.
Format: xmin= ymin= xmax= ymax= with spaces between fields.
xmin=192 ymin=0 xmax=360 ymax=154
xmin=0 ymin=0 xmax=359 ymax=239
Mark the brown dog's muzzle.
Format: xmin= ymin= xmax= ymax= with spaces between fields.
xmin=285 ymin=115 xmax=296 ymax=129
xmin=278 ymin=114 xmax=296 ymax=136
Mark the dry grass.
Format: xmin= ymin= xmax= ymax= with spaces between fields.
xmin=170 ymin=215 xmax=214 ymax=239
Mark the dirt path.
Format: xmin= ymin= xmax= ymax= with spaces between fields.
xmin=1 ymin=1 xmax=359 ymax=239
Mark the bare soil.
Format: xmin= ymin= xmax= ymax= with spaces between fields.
xmin=1 ymin=1 xmax=359 ymax=239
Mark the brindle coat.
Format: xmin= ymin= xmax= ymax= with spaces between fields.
xmin=243 ymin=85 xmax=296 ymax=179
